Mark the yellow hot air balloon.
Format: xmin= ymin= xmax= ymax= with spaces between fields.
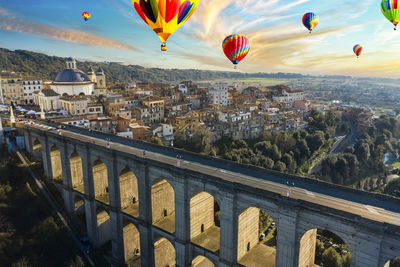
xmin=132 ymin=0 xmax=199 ymax=51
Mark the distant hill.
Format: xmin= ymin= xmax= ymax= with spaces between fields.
xmin=0 ymin=48 xmax=308 ymax=84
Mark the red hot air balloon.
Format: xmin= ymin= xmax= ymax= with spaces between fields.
xmin=222 ymin=34 xmax=250 ymax=69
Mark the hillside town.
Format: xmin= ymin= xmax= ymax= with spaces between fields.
xmin=0 ymin=58 xmax=374 ymax=146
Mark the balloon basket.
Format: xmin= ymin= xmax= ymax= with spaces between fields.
xmin=234 ymin=65 xmax=237 ymax=70
xmin=161 ymin=43 xmax=167 ymax=52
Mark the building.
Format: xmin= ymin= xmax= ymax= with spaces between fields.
xmin=1 ymin=76 xmax=23 ymax=105
xmin=51 ymin=58 xmax=95 ymax=96
xmin=22 ymin=79 xmax=42 ymax=105
xmin=59 ymin=95 xmax=88 ymax=115
xmin=134 ymin=96 xmax=165 ymax=125
xmin=130 ymin=122 xmax=152 ymax=141
xmin=88 ymin=67 xmax=108 ymax=95
xmin=208 ymin=83 xmax=231 ymax=107
xmin=272 ymin=87 xmax=305 ymax=103
xmin=151 ymin=123 xmax=174 ymax=144
xmin=178 ymin=83 xmax=188 ymax=94
xmin=33 ymin=89 xmax=60 ymax=112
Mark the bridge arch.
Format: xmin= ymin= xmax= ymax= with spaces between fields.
xmin=92 ymin=159 xmax=110 ymax=204
xmin=151 ymin=178 xmax=175 ymax=233
xmin=154 ymin=237 xmax=175 ymax=267
xmin=298 ymin=228 xmax=352 ymax=267
xmin=72 ymin=194 xmax=87 ymax=236
xmin=385 ymin=257 xmax=400 ymax=267
xmin=191 ymin=255 xmax=215 ymax=267
xmin=190 ymin=191 xmax=220 ymax=253
xmin=96 ymin=207 xmax=112 ymax=247
xmin=119 ymin=168 xmax=139 ymax=217
xmin=122 ymin=221 xmax=141 ymax=264
xmin=49 ymin=144 xmax=63 ymax=182
xmin=32 ymin=138 xmax=42 ymax=160
xmin=70 ymin=151 xmax=85 ymax=193
xmin=237 ymin=206 xmax=277 ymax=266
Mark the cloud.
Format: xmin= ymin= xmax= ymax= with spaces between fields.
xmin=0 ymin=8 xmax=139 ymax=51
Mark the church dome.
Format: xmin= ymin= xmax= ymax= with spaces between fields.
xmin=55 ymin=69 xmax=91 ymax=83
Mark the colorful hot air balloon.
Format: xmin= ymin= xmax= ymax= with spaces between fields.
xmin=302 ymin=12 xmax=319 ymax=33
xmin=222 ymin=34 xmax=250 ymax=69
xmin=353 ymin=44 xmax=363 ymax=58
xmin=82 ymin=12 xmax=91 ymax=22
xmin=132 ymin=0 xmax=199 ymax=51
xmin=381 ymin=0 xmax=400 ymax=30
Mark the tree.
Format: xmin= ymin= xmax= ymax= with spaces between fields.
xmin=150 ymin=136 xmax=164 ymax=146
xmin=274 ymin=161 xmax=286 ymax=172
xmin=342 ymin=253 xmax=352 ymax=267
xmin=315 ymin=239 xmax=324 ymax=265
xmin=306 ymin=131 xmax=325 ymax=152
xmin=384 ymin=178 xmax=400 ymax=198
xmin=254 ymin=141 xmax=272 ymax=155
xmin=266 ymin=144 xmax=282 ymax=161
xmin=355 ymin=142 xmax=370 ymax=163
xmin=260 ymin=156 xmax=274 ymax=169
xmin=390 ymin=257 xmax=400 ymax=267
xmin=322 ymin=247 xmax=342 ymax=267
xmin=282 ymin=153 xmax=297 ymax=173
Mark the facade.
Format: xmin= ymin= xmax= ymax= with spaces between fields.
xmin=50 ymin=58 xmax=95 ymax=96
xmin=273 ymin=88 xmax=305 ymax=103
xmin=1 ymin=76 xmax=24 ymax=105
xmin=33 ymin=89 xmax=60 ymax=112
xmin=208 ymin=83 xmax=231 ymax=107
xmin=151 ymin=123 xmax=174 ymax=144
xmin=22 ymin=79 xmax=42 ymax=105
xmin=59 ymin=95 xmax=89 ymax=115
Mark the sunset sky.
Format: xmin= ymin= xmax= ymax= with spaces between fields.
xmin=0 ymin=0 xmax=400 ymax=77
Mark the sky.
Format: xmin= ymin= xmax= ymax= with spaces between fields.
xmin=0 ymin=0 xmax=399 ymax=78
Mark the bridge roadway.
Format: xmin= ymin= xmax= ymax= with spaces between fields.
xmin=28 ymin=122 xmax=400 ymax=227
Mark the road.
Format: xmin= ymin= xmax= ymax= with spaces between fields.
xmin=333 ymin=122 xmax=358 ymax=154
xmin=27 ymin=123 xmax=400 ymax=227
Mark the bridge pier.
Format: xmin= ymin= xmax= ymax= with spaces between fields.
xmin=276 ymin=207 xmax=298 ymax=267
xmin=219 ymin=192 xmax=238 ymax=266
xmin=353 ymin=231 xmax=382 ymax=267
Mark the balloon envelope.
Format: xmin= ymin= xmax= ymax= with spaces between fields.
xmin=82 ymin=12 xmax=91 ymax=22
xmin=353 ymin=44 xmax=363 ymax=57
xmin=222 ymin=34 xmax=250 ymax=66
xmin=132 ymin=0 xmax=199 ymax=50
xmin=302 ymin=12 xmax=319 ymax=32
xmin=381 ymin=0 xmax=400 ymax=29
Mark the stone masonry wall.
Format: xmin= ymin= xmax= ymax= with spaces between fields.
xmin=190 ymin=192 xmax=215 ymax=239
xmin=237 ymin=207 xmax=259 ymax=261
xmin=151 ymin=180 xmax=175 ymax=224
xmin=298 ymin=229 xmax=317 ymax=267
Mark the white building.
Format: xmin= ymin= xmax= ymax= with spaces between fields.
xmin=51 ymin=58 xmax=95 ymax=96
xmin=33 ymin=89 xmax=60 ymax=112
xmin=272 ymin=88 xmax=305 ymax=103
xmin=178 ymin=83 xmax=188 ymax=94
xmin=208 ymin=83 xmax=231 ymax=107
xmin=22 ymin=79 xmax=42 ymax=105
xmin=151 ymin=123 xmax=174 ymax=144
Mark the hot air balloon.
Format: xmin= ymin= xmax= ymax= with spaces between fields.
xmin=132 ymin=0 xmax=199 ymax=51
xmin=302 ymin=12 xmax=319 ymax=33
xmin=381 ymin=0 xmax=400 ymax=30
xmin=353 ymin=44 xmax=363 ymax=58
xmin=82 ymin=12 xmax=91 ymax=22
xmin=222 ymin=34 xmax=250 ymax=69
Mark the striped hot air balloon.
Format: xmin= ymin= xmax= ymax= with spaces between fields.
xmin=222 ymin=34 xmax=250 ymax=69
xmin=353 ymin=44 xmax=363 ymax=58
xmin=302 ymin=12 xmax=319 ymax=33
xmin=82 ymin=12 xmax=91 ymax=22
xmin=381 ymin=0 xmax=400 ymax=30
xmin=132 ymin=0 xmax=199 ymax=51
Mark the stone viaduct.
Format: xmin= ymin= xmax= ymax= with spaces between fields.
xmin=24 ymin=124 xmax=400 ymax=267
